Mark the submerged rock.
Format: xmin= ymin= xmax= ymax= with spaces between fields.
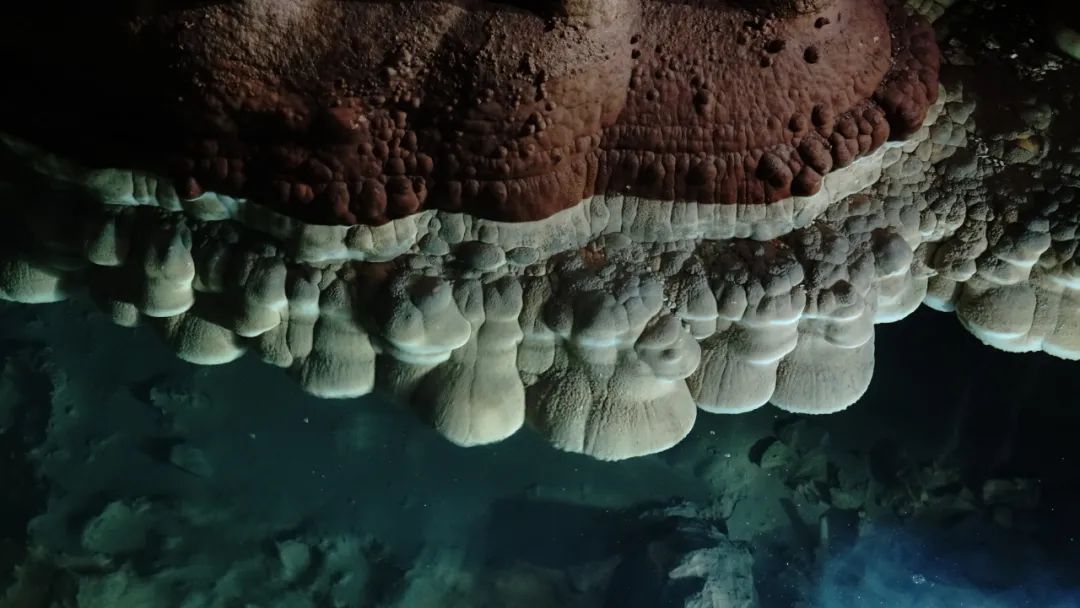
xmin=605 ymin=503 xmax=758 ymax=608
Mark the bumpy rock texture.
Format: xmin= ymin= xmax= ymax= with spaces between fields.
xmin=0 ymin=88 xmax=945 ymax=460
xmin=910 ymin=0 xmax=1080 ymax=358
xmin=1 ymin=0 xmax=1076 ymax=461
xmin=0 ymin=0 xmax=938 ymax=224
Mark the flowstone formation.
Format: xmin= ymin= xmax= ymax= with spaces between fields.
xmin=1 ymin=0 xmax=1073 ymax=461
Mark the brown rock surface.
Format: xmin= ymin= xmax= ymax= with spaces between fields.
xmin=0 ymin=0 xmax=939 ymax=225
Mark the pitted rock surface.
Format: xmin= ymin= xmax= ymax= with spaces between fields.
xmin=0 ymin=0 xmax=938 ymax=225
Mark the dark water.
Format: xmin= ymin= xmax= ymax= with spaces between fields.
xmin=0 ymin=297 xmax=1077 ymax=606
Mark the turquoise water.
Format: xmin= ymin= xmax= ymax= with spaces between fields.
xmin=1 ymin=299 xmax=1077 ymax=606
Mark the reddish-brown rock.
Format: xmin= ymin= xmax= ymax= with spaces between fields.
xmin=0 ymin=0 xmax=939 ymax=225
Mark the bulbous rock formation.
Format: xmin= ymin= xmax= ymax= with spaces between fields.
xmin=27 ymin=1 xmax=1080 ymax=463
